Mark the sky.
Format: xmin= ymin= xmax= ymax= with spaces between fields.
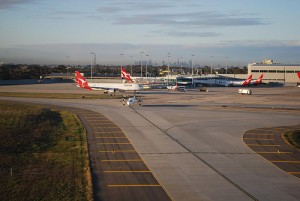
xmin=0 ymin=0 xmax=300 ymax=66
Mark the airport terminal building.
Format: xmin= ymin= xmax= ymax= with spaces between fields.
xmin=248 ymin=59 xmax=300 ymax=85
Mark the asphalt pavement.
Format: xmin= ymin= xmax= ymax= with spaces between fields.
xmin=1 ymin=83 xmax=300 ymax=201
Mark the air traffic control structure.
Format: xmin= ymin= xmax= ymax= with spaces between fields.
xmin=248 ymin=59 xmax=300 ymax=85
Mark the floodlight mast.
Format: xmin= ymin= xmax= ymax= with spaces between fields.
xmin=90 ymin=52 xmax=96 ymax=79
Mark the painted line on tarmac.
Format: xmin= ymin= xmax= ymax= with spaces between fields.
xmin=256 ymin=152 xmax=292 ymax=154
xmin=97 ymin=142 xmax=131 ymax=145
xmin=288 ymin=172 xmax=300 ymax=175
xmin=104 ymin=170 xmax=151 ymax=173
xmin=244 ymin=133 xmax=275 ymax=136
xmin=270 ymin=161 xmax=300 ymax=163
xmin=246 ymin=144 xmax=281 ymax=147
xmin=101 ymin=159 xmax=143 ymax=162
xmin=108 ymin=184 xmax=161 ymax=187
xmin=98 ymin=150 xmax=136 ymax=153
xmin=96 ymin=136 xmax=127 ymax=138
xmin=244 ymin=138 xmax=275 ymax=140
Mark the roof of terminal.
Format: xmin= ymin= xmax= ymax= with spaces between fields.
xmin=251 ymin=64 xmax=300 ymax=67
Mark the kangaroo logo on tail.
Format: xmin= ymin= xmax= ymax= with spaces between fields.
xmin=121 ymin=68 xmax=133 ymax=82
xmin=254 ymin=74 xmax=264 ymax=85
xmin=241 ymin=74 xmax=252 ymax=86
xmin=75 ymin=71 xmax=92 ymax=90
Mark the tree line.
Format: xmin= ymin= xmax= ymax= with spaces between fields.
xmin=0 ymin=64 xmax=247 ymax=80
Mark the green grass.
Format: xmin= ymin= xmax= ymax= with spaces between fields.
xmin=0 ymin=101 xmax=92 ymax=201
xmin=284 ymin=130 xmax=300 ymax=150
xmin=0 ymin=92 xmax=123 ymax=99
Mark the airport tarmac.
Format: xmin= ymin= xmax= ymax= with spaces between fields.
xmin=1 ymin=83 xmax=300 ymax=201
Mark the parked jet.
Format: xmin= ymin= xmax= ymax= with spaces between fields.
xmin=251 ymin=74 xmax=264 ymax=85
xmin=226 ymin=74 xmax=252 ymax=87
xmin=75 ymin=71 xmax=143 ymax=94
xmin=121 ymin=68 xmax=133 ymax=82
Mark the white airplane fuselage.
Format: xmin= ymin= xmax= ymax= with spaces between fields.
xmin=88 ymin=82 xmax=143 ymax=91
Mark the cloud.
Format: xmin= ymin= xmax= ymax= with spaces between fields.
xmin=96 ymin=6 xmax=124 ymax=14
xmin=96 ymin=2 xmax=173 ymax=15
xmin=153 ymin=30 xmax=221 ymax=38
xmin=114 ymin=11 xmax=268 ymax=28
xmin=218 ymin=40 xmax=300 ymax=47
xmin=0 ymin=0 xmax=35 ymax=9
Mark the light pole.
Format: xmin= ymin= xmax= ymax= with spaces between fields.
xmin=210 ymin=56 xmax=214 ymax=84
xmin=180 ymin=57 xmax=183 ymax=74
xmin=167 ymin=53 xmax=170 ymax=86
xmin=66 ymin=56 xmax=70 ymax=79
xmin=225 ymin=56 xmax=229 ymax=79
xmin=192 ymin=54 xmax=194 ymax=76
xmin=120 ymin=53 xmax=124 ymax=79
xmin=145 ymin=54 xmax=149 ymax=78
xmin=90 ymin=52 xmax=96 ymax=79
xmin=140 ymin=51 xmax=144 ymax=78
xmin=130 ymin=56 xmax=133 ymax=76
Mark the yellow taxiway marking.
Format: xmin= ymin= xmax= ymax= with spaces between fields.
xmin=84 ymin=118 xmax=109 ymax=120
xmin=108 ymin=184 xmax=161 ymax=187
xmin=247 ymin=144 xmax=281 ymax=147
xmin=96 ymin=137 xmax=127 ymax=139
xmin=104 ymin=170 xmax=151 ymax=173
xmin=97 ymin=142 xmax=131 ymax=145
xmin=99 ymin=150 xmax=136 ymax=153
xmin=101 ymin=159 xmax=143 ymax=162
xmin=288 ymin=172 xmax=300 ymax=175
xmin=244 ymin=138 xmax=275 ymax=140
xmin=256 ymin=152 xmax=292 ymax=154
xmin=92 ymin=122 xmax=115 ymax=124
xmin=271 ymin=161 xmax=300 ymax=163
xmin=94 ymin=127 xmax=119 ymax=128
xmin=244 ymin=134 xmax=275 ymax=136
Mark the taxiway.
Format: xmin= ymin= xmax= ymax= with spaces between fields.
xmin=1 ymin=83 xmax=300 ymax=201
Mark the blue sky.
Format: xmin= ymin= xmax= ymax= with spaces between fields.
xmin=0 ymin=0 xmax=300 ymax=66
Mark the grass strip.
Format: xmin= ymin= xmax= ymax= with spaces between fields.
xmin=0 ymin=100 xmax=93 ymax=201
xmin=283 ymin=130 xmax=300 ymax=150
xmin=0 ymin=92 xmax=122 ymax=99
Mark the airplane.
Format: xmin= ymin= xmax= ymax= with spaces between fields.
xmin=122 ymin=96 xmax=142 ymax=106
xmin=226 ymin=74 xmax=253 ymax=87
xmin=121 ymin=67 xmax=162 ymax=85
xmin=121 ymin=68 xmax=133 ymax=82
xmin=167 ymin=82 xmax=187 ymax=92
xmin=75 ymin=71 xmax=143 ymax=94
xmin=251 ymin=74 xmax=264 ymax=85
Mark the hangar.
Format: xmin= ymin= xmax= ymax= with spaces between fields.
xmin=248 ymin=59 xmax=300 ymax=85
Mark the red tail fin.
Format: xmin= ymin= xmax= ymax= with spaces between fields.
xmin=254 ymin=74 xmax=263 ymax=85
xmin=297 ymin=72 xmax=300 ymax=79
xmin=75 ymin=71 xmax=92 ymax=90
xmin=121 ymin=68 xmax=133 ymax=82
xmin=242 ymin=74 xmax=252 ymax=86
